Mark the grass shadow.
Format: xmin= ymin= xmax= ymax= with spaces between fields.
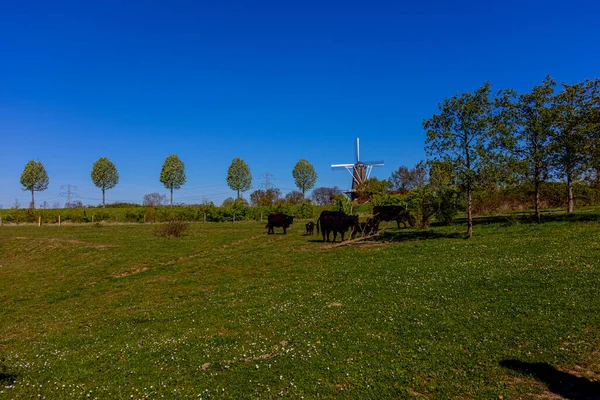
xmin=500 ymin=359 xmax=600 ymax=400
xmin=452 ymin=210 xmax=600 ymax=227
xmin=0 ymin=367 xmax=17 ymax=384
xmin=374 ymin=229 xmax=465 ymax=243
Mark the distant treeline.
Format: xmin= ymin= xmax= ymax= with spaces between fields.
xmin=1 ymin=181 xmax=599 ymax=225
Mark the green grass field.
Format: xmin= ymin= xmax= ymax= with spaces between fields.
xmin=1 ymin=212 xmax=599 ymax=398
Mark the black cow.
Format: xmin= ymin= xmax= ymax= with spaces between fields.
xmin=356 ymin=217 xmax=379 ymax=236
xmin=316 ymin=210 xmax=360 ymax=243
xmin=305 ymin=221 xmax=315 ymax=235
xmin=266 ymin=213 xmax=294 ymax=234
xmin=373 ymin=205 xmax=416 ymax=229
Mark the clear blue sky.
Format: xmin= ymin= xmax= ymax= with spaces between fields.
xmin=1 ymin=0 xmax=599 ymax=207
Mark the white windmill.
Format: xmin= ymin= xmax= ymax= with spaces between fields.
xmin=331 ymin=138 xmax=384 ymax=196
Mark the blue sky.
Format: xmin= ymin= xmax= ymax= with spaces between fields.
xmin=1 ymin=0 xmax=599 ymax=207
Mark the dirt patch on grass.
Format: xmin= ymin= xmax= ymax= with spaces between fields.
xmin=113 ymin=267 xmax=150 ymax=278
xmin=13 ymin=237 xmax=117 ymax=250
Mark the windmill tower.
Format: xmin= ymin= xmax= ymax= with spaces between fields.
xmin=332 ymin=138 xmax=384 ymax=196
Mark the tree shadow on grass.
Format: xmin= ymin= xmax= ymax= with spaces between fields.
xmin=452 ymin=210 xmax=600 ymax=227
xmin=500 ymin=359 xmax=600 ymax=400
xmin=374 ymin=229 xmax=465 ymax=243
xmin=0 ymin=366 xmax=17 ymax=384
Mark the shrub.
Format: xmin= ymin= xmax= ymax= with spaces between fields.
xmin=154 ymin=219 xmax=189 ymax=238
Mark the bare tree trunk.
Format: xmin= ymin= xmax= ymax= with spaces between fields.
xmin=102 ymin=188 xmax=106 ymax=208
xmin=467 ymin=186 xmax=473 ymax=239
xmin=170 ymin=188 xmax=174 ymax=207
xmin=567 ymin=174 xmax=574 ymax=214
xmin=534 ymin=179 xmax=541 ymax=222
xmin=30 ymin=189 xmax=35 ymax=209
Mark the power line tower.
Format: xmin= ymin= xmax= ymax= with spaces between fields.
xmin=259 ymin=173 xmax=276 ymax=190
xmin=59 ymin=184 xmax=79 ymax=207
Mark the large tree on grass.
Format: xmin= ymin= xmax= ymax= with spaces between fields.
xmin=424 ymin=82 xmax=500 ymax=238
xmin=91 ymin=157 xmax=119 ymax=207
xmin=550 ymin=79 xmax=599 ymax=214
xmin=512 ymin=76 xmax=556 ymax=222
xmin=292 ymin=158 xmax=317 ymax=194
xmin=160 ymin=154 xmax=186 ymax=206
xmin=227 ymin=157 xmax=252 ymax=198
xmin=20 ymin=160 xmax=49 ymax=208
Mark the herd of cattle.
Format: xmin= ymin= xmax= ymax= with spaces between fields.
xmin=265 ymin=205 xmax=417 ymax=242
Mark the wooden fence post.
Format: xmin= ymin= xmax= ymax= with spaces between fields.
xmin=38 ymin=216 xmax=41 ymax=226
xmin=204 ymin=212 xmax=207 ymax=223
xmin=58 ymin=215 xmax=61 ymax=226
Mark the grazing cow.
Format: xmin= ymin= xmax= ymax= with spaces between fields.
xmin=316 ymin=210 xmax=360 ymax=243
xmin=373 ymin=205 xmax=416 ymax=229
xmin=357 ymin=217 xmax=379 ymax=236
xmin=305 ymin=221 xmax=315 ymax=235
xmin=266 ymin=213 xmax=294 ymax=234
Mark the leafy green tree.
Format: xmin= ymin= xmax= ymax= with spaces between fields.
xmin=550 ymin=79 xmax=598 ymax=213
xmin=227 ymin=157 xmax=252 ymax=198
xmin=355 ymin=177 xmax=391 ymax=202
xmin=292 ymin=158 xmax=317 ymax=194
xmin=91 ymin=157 xmax=119 ymax=207
xmin=20 ymin=160 xmax=49 ymax=208
xmin=160 ymin=154 xmax=186 ymax=206
xmin=512 ymin=76 xmax=556 ymax=221
xmin=424 ymin=82 xmax=498 ymax=238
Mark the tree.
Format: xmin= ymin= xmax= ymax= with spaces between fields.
xmin=143 ymin=192 xmax=167 ymax=206
xmin=20 ymin=160 xmax=49 ymax=208
xmin=285 ymin=190 xmax=304 ymax=204
xmin=550 ymin=79 xmax=599 ymax=213
xmin=292 ymin=158 xmax=317 ymax=194
xmin=311 ymin=186 xmax=340 ymax=205
xmin=160 ymin=154 xmax=186 ymax=206
xmin=389 ymin=162 xmax=427 ymax=192
xmin=355 ymin=177 xmax=391 ymax=202
xmin=91 ymin=157 xmax=119 ymax=207
xmin=511 ymin=76 xmax=556 ymax=222
xmin=227 ymin=157 xmax=252 ymax=198
xmin=424 ymin=82 xmax=498 ymax=238
xmin=249 ymin=188 xmax=281 ymax=206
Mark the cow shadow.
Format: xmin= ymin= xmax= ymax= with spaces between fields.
xmin=500 ymin=359 xmax=600 ymax=400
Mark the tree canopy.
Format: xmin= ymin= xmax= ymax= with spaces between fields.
xmin=91 ymin=157 xmax=119 ymax=207
xmin=292 ymin=159 xmax=317 ymax=194
xmin=424 ymin=82 xmax=499 ymax=238
xmin=160 ymin=154 xmax=186 ymax=206
xmin=20 ymin=160 xmax=49 ymax=208
xmin=227 ymin=157 xmax=252 ymax=198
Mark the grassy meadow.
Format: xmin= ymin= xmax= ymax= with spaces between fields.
xmin=1 ymin=211 xmax=599 ymax=398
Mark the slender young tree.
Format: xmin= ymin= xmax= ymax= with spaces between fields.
xmin=160 ymin=154 xmax=186 ymax=206
xmin=20 ymin=160 xmax=49 ymax=208
xmin=550 ymin=79 xmax=598 ymax=214
xmin=226 ymin=157 xmax=252 ymax=198
xmin=423 ymin=82 xmax=496 ymax=238
xmin=292 ymin=158 xmax=317 ymax=194
xmin=512 ymin=76 xmax=556 ymax=222
xmin=91 ymin=157 xmax=119 ymax=207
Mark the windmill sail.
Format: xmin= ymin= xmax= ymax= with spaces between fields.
xmin=331 ymin=138 xmax=384 ymax=196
